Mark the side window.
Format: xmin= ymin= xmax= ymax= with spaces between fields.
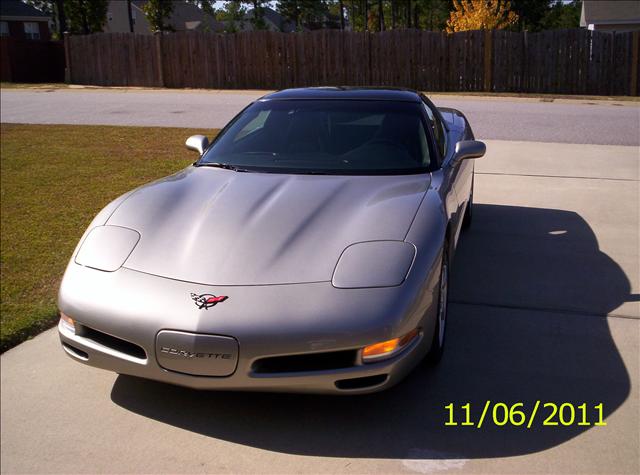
xmin=422 ymin=102 xmax=446 ymax=159
xmin=416 ymin=120 xmax=431 ymax=167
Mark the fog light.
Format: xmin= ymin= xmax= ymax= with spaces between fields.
xmin=59 ymin=312 xmax=75 ymax=334
xmin=362 ymin=328 xmax=420 ymax=363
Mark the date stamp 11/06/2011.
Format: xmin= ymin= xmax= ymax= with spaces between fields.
xmin=445 ymin=402 xmax=607 ymax=429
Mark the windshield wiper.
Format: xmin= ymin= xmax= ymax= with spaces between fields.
xmin=197 ymin=162 xmax=251 ymax=172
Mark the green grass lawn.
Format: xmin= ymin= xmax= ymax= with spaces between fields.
xmin=0 ymin=82 xmax=70 ymax=89
xmin=0 ymin=123 xmax=216 ymax=352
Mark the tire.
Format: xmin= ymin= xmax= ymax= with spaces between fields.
xmin=462 ymin=176 xmax=474 ymax=230
xmin=426 ymin=244 xmax=449 ymax=365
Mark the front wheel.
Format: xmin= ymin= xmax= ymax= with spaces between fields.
xmin=426 ymin=245 xmax=449 ymax=365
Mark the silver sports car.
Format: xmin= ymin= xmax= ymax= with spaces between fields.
xmin=58 ymin=88 xmax=485 ymax=394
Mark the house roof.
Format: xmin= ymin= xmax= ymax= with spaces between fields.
xmin=0 ymin=0 xmax=50 ymax=19
xmin=580 ymin=1 xmax=640 ymax=26
xmin=131 ymin=0 xmax=223 ymax=32
xmin=166 ymin=1 xmax=222 ymax=31
xmin=243 ymin=7 xmax=296 ymax=32
xmin=263 ymin=7 xmax=296 ymax=32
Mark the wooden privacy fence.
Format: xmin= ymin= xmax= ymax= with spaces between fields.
xmin=66 ymin=29 xmax=640 ymax=96
xmin=1 ymin=38 xmax=65 ymax=83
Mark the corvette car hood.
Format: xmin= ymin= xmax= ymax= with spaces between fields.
xmin=105 ymin=167 xmax=430 ymax=285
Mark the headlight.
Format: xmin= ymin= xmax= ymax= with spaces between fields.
xmin=332 ymin=241 xmax=415 ymax=289
xmin=75 ymin=225 xmax=140 ymax=272
xmin=362 ymin=328 xmax=420 ymax=363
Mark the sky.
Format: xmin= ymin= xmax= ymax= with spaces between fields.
xmin=213 ymin=1 xmax=278 ymax=9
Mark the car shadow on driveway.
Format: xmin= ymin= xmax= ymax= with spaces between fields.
xmin=111 ymin=204 xmax=634 ymax=460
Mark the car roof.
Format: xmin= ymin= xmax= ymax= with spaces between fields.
xmin=260 ymin=87 xmax=422 ymax=102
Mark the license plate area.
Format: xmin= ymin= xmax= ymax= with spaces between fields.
xmin=156 ymin=330 xmax=238 ymax=376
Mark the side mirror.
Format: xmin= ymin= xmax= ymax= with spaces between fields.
xmin=452 ymin=140 xmax=486 ymax=163
xmin=185 ymin=135 xmax=209 ymax=156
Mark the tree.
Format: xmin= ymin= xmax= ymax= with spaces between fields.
xmin=243 ymin=0 xmax=267 ymax=30
xmin=216 ymin=1 xmax=247 ymax=32
xmin=446 ymin=0 xmax=518 ymax=33
xmin=377 ymin=0 xmax=385 ymax=30
xmin=189 ymin=1 xmax=217 ymax=17
xmin=306 ymin=1 xmax=336 ymax=29
xmin=126 ymin=0 xmax=134 ymax=33
xmin=344 ymin=0 xmax=362 ymax=31
xmin=391 ymin=0 xmax=397 ymax=28
xmin=364 ymin=0 xmax=386 ymax=31
xmin=364 ymin=0 xmax=369 ymax=30
xmin=509 ymin=0 xmax=549 ymax=31
xmin=56 ymin=0 xmax=67 ymax=33
xmin=417 ymin=0 xmax=452 ymax=31
xmin=541 ymin=0 xmax=581 ymax=30
xmin=142 ymin=0 xmax=174 ymax=32
xmin=345 ymin=0 xmax=451 ymax=32
xmin=277 ymin=1 xmax=332 ymax=31
xmin=65 ymin=0 xmax=108 ymax=34
xmin=277 ymin=0 xmax=302 ymax=30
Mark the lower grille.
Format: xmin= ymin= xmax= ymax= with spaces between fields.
xmin=78 ymin=325 xmax=147 ymax=360
xmin=252 ymin=349 xmax=358 ymax=374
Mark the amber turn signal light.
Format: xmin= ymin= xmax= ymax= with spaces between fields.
xmin=362 ymin=328 xmax=420 ymax=362
xmin=59 ymin=312 xmax=76 ymax=334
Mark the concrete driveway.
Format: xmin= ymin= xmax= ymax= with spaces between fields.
xmin=1 ymin=92 xmax=639 ymax=474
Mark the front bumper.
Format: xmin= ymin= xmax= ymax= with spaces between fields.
xmin=58 ymin=264 xmax=439 ymax=394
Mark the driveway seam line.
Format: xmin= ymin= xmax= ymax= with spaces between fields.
xmin=450 ymin=299 xmax=639 ymax=320
xmin=475 ymin=172 xmax=639 ymax=182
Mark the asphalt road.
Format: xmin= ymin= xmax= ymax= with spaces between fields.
xmin=1 ymin=88 xmax=639 ymax=145
xmin=1 ymin=134 xmax=638 ymax=473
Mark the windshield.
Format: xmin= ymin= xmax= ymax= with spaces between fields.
xmin=199 ymin=100 xmax=433 ymax=175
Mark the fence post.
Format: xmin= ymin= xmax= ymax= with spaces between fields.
xmin=483 ymin=29 xmax=492 ymax=92
xmin=366 ymin=30 xmax=372 ymax=86
xmin=63 ymin=32 xmax=71 ymax=83
xmin=631 ymin=31 xmax=639 ymax=96
xmin=155 ymin=32 xmax=164 ymax=87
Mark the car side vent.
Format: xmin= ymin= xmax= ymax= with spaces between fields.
xmin=79 ymin=325 xmax=147 ymax=360
xmin=252 ymin=349 xmax=358 ymax=374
